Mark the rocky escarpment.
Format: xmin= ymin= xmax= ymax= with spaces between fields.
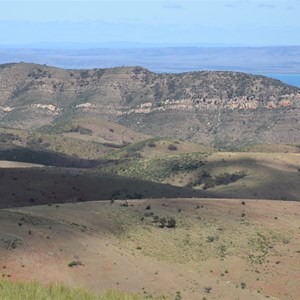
xmin=0 ymin=63 xmax=299 ymax=148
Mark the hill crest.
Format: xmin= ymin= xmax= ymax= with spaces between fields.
xmin=0 ymin=63 xmax=299 ymax=148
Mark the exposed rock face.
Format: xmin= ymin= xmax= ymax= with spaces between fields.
xmin=32 ymin=104 xmax=59 ymax=112
xmin=0 ymin=63 xmax=299 ymax=148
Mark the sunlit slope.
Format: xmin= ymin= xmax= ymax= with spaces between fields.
xmin=101 ymin=151 xmax=300 ymax=201
xmin=1 ymin=199 xmax=299 ymax=299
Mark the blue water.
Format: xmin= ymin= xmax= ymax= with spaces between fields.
xmin=263 ymin=74 xmax=300 ymax=88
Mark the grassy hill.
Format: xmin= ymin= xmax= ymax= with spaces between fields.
xmin=99 ymin=149 xmax=300 ymax=201
xmin=1 ymin=117 xmax=299 ymax=202
xmin=0 ymin=117 xmax=152 ymax=168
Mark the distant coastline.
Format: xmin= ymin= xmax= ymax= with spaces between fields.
xmin=0 ymin=46 xmax=300 ymax=75
xmin=263 ymin=74 xmax=300 ymax=88
xmin=0 ymin=46 xmax=300 ymax=88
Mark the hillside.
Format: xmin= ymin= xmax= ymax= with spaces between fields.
xmin=0 ymin=165 xmax=208 ymax=209
xmin=1 ymin=199 xmax=299 ymax=299
xmin=0 ymin=63 xmax=299 ymax=148
xmin=100 ymin=150 xmax=300 ymax=201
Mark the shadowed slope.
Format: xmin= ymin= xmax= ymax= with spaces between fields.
xmin=0 ymin=167 xmax=207 ymax=209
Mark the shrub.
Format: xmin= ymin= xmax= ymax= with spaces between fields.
xmin=144 ymin=212 xmax=154 ymax=217
xmin=167 ymin=218 xmax=176 ymax=228
xmin=204 ymin=287 xmax=212 ymax=293
xmin=159 ymin=217 xmax=167 ymax=228
xmin=68 ymin=126 xmax=93 ymax=136
xmin=168 ymin=144 xmax=177 ymax=151
xmin=147 ymin=142 xmax=156 ymax=148
xmin=174 ymin=291 xmax=182 ymax=300
xmin=240 ymin=282 xmax=246 ymax=289
xmin=68 ymin=260 xmax=83 ymax=268
xmin=152 ymin=215 xmax=160 ymax=223
xmin=201 ymin=171 xmax=246 ymax=189
xmin=215 ymin=171 xmax=246 ymax=185
xmin=206 ymin=236 xmax=218 ymax=242
xmin=203 ymin=178 xmax=216 ymax=189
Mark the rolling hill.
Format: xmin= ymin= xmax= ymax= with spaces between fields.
xmin=1 ymin=62 xmax=300 ymax=300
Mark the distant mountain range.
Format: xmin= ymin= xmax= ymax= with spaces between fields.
xmin=0 ymin=46 xmax=299 ymax=74
xmin=0 ymin=63 xmax=299 ymax=148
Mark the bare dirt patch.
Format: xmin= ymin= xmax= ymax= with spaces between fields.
xmin=0 ymin=160 xmax=44 ymax=168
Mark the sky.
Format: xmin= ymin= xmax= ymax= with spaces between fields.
xmin=0 ymin=0 xmax=299 ymax=47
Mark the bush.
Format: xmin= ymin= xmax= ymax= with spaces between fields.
xmin=206 ymin=236 xmax=218 ymax=242
xmin=174 ymin=291 xmax=182 ymax=300
xmin=240 ymin=282 xmax=247 ymax=289
xmin=68 ymin=126 xmax=93 ymax=136
xmin=188 ymin=170 xmax=211 ymax=187
xmin=204 ymin=287 xmax=212 ymax=293
xmin=159 ymin=217 xmax=167 ymax=228
xmin=167 ymin=218 xmax=176 ymax=228
xmin=157 ymin=217 xmax=176 ymax=228
xmin=203 ymin=178 xmax=216 ymax=189
xmin=215 ymin=171 xmax=246 ymax=185
xmin=144 ymin=212 xmax=154 ymax=217
xmin=152 ymin=215 xmax=160 ymax=223
xmin=147 ymin=142 xmax=156 ymax=148
xmin=0 ymin=132 xmax=21 ymax=143
xmin=188 ymin=169 xmax=247 ymax=189
xmin=68 ymin=260 xmax=83 ymax=268
xmin=168 ymin=144 xmax=177 ymax=151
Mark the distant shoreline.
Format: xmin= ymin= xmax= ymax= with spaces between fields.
xmin=0 ymin=46 xmax=300 ymax=76
xmin=263 ymin=74 xmax=300 ymax=88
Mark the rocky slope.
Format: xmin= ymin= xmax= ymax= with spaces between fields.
xmin=0 ymin=63 xmax=299 ymax=148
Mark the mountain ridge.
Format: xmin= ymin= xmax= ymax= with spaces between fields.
xmin=0 ymin=62 xmax=299 ymax=148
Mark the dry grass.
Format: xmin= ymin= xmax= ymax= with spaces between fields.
xmin=0 ymin=280 xmax=153 ymax=300
xmin=110 ymin=200 xmax=295 ymax=266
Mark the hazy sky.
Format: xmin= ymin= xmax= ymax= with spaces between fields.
xmin=0 ymin=0 xmax=299 ymax=47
